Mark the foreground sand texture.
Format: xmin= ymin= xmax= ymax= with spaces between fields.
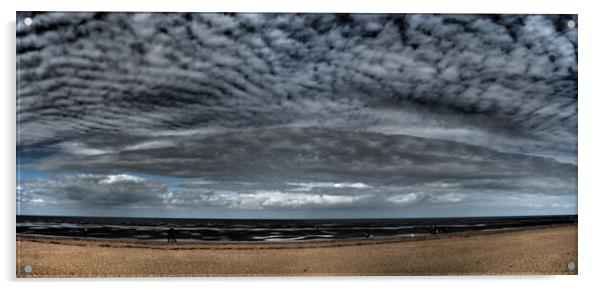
xmin=16 ymin=225 xmax=577 ymax=277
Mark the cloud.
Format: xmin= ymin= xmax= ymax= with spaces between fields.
xmin=19 ymin=128 xmax=576 ymax=214
xmin=18 ymin=172 xmax=576 ymax=214
xmin=14 ymin=174 xmax=397 ymax=210
xmin=99 ymin=174 xmax=144 ymax=184
xmin=17 ymin=13 xmax=577 ymax=164
xmin=28 ymin=128 xmax=576 ymax=188
xmin=288 ymin=182 xmax=371 ymax=191
xmin=19 ymin=174 xmax=166 ymax=207
xmin=386 ymin=192 xmax=425 ymax=205
xmin=162 ymin=190 xmax=373 ymax=210
xmin=16 ymin=13 xmax=578 ymax=217
xmin=428 ymin=192 xmax=466 ymax=203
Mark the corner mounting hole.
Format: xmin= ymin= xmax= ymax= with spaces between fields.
xmin=23 ymin=264 xmax=32 ymax=273
xmin=567 ymin=262 xmax=576 ymax=271
xmin=567 ymin=20 xmax=576 ymax=28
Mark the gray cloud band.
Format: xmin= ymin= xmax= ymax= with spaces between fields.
xmin=26 ymin=128 xmax=576 ymax=200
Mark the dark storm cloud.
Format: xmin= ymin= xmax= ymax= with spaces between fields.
xmin=16 ymin=13 xmax=577 ymax=215
xmin=28 ymin=127 xmax=576 ymax=194
xmin=19 ymin=174 xmax=166 ymax=207
xmin=19 ymin=127 xmax=577 ymax=213
xmin=22 ymin=127 xmax=577 ymax=213
xmin=17 ymin=13 xmax=577 ymax=163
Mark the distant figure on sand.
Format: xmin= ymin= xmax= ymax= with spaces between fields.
xmin=430 ymin=225 xmax=439 ymax=235
xmin=167 ymin=226 xmax=177 ymax=243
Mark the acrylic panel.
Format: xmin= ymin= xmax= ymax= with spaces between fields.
xmin=16 ymin=12 xmax=578 ymax=277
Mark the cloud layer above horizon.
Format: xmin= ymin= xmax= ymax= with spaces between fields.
xmin=17 ymin=13 xmax=577 ymax=218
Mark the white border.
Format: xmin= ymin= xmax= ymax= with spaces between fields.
xmin=2 ymin=0 xmax=601 ymax=289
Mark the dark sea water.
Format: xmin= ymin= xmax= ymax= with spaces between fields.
xmin=16 ymin=215 xmax=577 ymax=242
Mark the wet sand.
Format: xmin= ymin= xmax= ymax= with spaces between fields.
xmin=16 ymin=225 xmax=577 ymax=277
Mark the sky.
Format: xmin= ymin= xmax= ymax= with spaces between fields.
xmin=16 ymin=12 xmax=577 ymax=219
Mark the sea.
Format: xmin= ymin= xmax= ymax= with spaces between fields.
xmin=16 ymin=215 xmax=577 ymax=242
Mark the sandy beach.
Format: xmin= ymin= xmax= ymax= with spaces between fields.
xmin=16 ymin=225 xmax=577 ymax=277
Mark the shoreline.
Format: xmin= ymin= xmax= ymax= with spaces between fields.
xmin=17 ymin=223 xmax=575 ymax=249
xmin=17 ymin=224 xmax=578 ymax=277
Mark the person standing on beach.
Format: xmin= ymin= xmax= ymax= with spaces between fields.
xmin=430 ymin=225 xmax=439 ymax=235
xmin=167 ymin=226 xmax=177 ymax=243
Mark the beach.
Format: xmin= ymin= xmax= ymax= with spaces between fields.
xmin=16 ymin=225 xmax=577 ymax=277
